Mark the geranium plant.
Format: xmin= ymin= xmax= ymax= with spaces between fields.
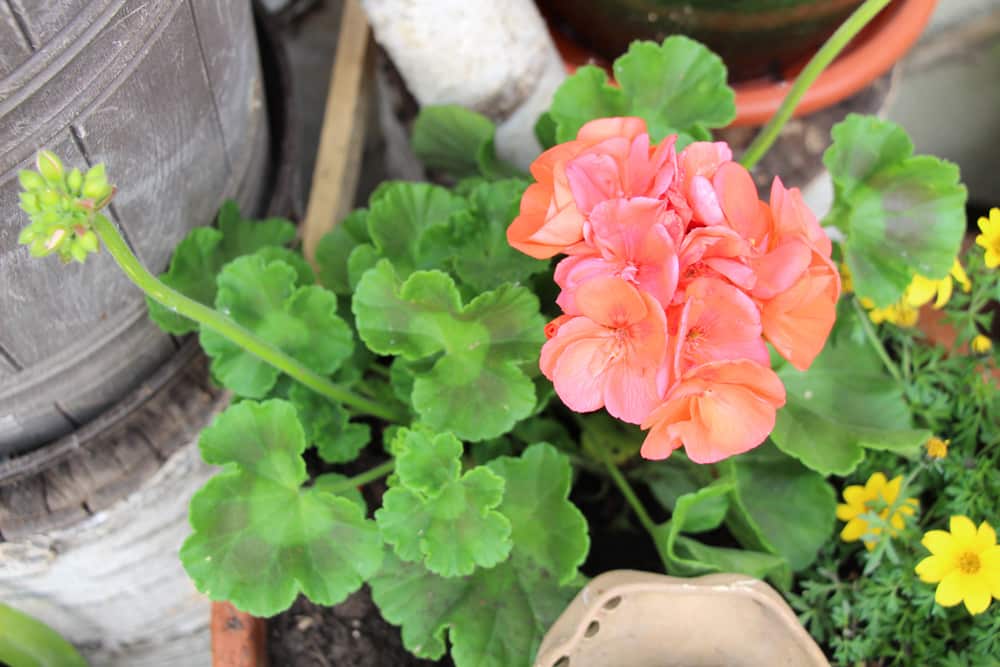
xmin=17 ymin=0 xmax=996 ymax=663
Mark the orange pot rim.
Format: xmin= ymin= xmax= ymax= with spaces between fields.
xmin=552 ymin=0 xmax=937 ymax=127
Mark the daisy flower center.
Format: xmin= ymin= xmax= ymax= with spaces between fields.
xmin=958 ymin=551 xmax=982 ymax=575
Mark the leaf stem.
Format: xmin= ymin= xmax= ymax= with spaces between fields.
xmin=601 ymin=456 xmax=659 ymax=538
xmin=739 ymin=0 xmax=892 ymax=169
xmin=322 ymin=460 xmax=396 ymax=494
xmin=91 ymin=214 xmax=408 ymax=423
xmin=852 ymin=296 xmax=903 ymax=384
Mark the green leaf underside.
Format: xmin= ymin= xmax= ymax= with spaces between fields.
xmin=723 ymin=444 xmax=836 ymax=571
xmin=771 ymin=336 xmax=929 ymax=475
xmin=365 ymin=182 xmax=468 ymax=277
xmin=653 ymin=480 xmax=790 ymax=587
xmin=315 ymin=209 xmax=370 ymax=295
xmin=824 ymin=114 xmax=967 ymax=306
xmin=289 ymin=383 xmax=370 ymax=463
xmin=149 ymin=201 xmax=296 ymax=334
xmin=411 ymin=105 xmax=495 ymax=179
xmin=376 ymin=429 xmax=512 ymax=577
xmin=371 ymin=443 xmax=588 ymax=666
xmin=549 ymin=37 xmax=734 ymax=146
xmin=200 ymin=255 xmax=353 ymax=398
xmin=180 ymin=400 xmax=382 ymax=617
xmin=419 ymin=178 xmax=542 ymax=293
xmin=352 ymin=260 xmax=544 ymax=441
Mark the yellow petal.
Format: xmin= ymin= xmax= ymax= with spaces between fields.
xmin=841 ymin=518 xmax=868 ymax=542
xmin=866 ymin=472 xmax=888 ymax=494
xmin=951 ymin=516 xmax=978 ymax=543
xmin=836 ymin=503 xmax=859 ymax=521
xmin=935 ymin=571 xmax=964 ymax=607
xmin=842 ymin=485 xmax=869 ymax=506
xmin=882 ymin=475 xmax=903 ymax=503
xmin=950 ymin=260 xmax=971 ymax=293
xmin=963 ymin=586 xmax=992 ymax=615
xmin=890 ymin=513 xmax=906 ymax=531
xmin=915 ymin=555 xmax=953 ymax=583
xmin=905 ymin=276 xmax=937 ymax=308
xmin=932 ymin=276 xmax=953 ymax=308
xmin=974 ymin=521 xmax=997 ymax=552
xmin=922 ymin=530 xmax=956 ymax=557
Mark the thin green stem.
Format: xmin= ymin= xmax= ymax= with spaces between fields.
xmin=91 ymin=214 xmax=407 ymax=423
xmin=852 ymin=296 xmax=903 ymax=384
xmin=602 ymin=456 xmax=659 ymax=539
xmin=740 ymin=0 xmax=892 ymax=169
xmin=321 ymin=460 xmax=396 ymax=494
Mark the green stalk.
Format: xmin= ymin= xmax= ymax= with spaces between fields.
xmin=91 ymin=214 xmax=407 ymax=423
xmin=852 ymin=296 xmax=904 ymax=384
xmin=602 ymin=456 xmax=659 ymax=540
xmin=320 ymin=460 xmax=395 ymax=494
xmin=739 ymin=0 xmax=893 ymax=169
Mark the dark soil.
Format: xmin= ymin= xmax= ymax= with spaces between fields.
xmin=267 ymin=588 xmax=454 ymax=667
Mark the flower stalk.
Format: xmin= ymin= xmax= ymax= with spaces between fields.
xmin=90 ymin=213 xmax=407 ymax=423
xmin=740 ymin=0 xmax=893 ymax=169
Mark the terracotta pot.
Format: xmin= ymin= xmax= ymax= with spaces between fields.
xmin=212 ymin=602 xmax=268 ymax=667
xmin=551 ymin=0 xmax=935 ymax=126
xmin=534 ymin=570 xmax=829 ymax=667
xmin=540 ymin=0 xmax=865 ymax=82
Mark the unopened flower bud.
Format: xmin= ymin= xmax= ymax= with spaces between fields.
xmin=45 ymin=228 xmax=67 ymax=251
xmin=67 ymin=168 xmax=83 ymax=194
xmin=77 ymin=230 xmax=99 ymax=254
xmin=70 ymin=243 xmax=89 ymax=263
xmin=18 ymin=170 xmax=45 ymax=192
xmin=37 ymin=150 xmax=65 ymax=185
xmin=18 ymin=192 xmax=40 ymax=214
xmin=91 ymin=185 xmax=116 ymax=210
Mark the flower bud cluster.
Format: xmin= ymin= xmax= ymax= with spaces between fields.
xmin=17 ymin=151 xmax=114 ymax=263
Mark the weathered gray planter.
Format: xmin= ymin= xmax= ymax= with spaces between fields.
xmin=0 ymin=0 xmax=269 ymax=455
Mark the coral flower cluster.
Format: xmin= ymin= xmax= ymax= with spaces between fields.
xmin=508 ymin=117 xmax=841 ymax=463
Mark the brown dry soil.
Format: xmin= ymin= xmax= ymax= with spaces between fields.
xmin=267 ymin=588 xmax=454 ymax=667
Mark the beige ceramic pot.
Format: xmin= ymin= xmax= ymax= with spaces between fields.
xmin=534 ymin=570 xmax=829 ymax=667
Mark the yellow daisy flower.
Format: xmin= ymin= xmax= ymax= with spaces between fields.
xmin=925 ymin=436 xmax=949 ymax=460
xmin=915 ymin=516 xmax=1000 ymax=615
xmin=836 ymin=472 xmax=919 ymax=550
xmin=861 ymin=297 xmax=919 ymax=327
xmin=976 ymin=207 xmax=1000 ymax=268
xmin=904 ymin=259 xmax=971 ymax=310
xmin=971 ymin=334 xmax=993 ymax=354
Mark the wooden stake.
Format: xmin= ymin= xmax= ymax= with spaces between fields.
xmin=301 ymin=0 xmax=374 ymax=264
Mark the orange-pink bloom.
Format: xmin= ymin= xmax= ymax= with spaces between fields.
xmin=507 ymin=117 xmax=676 ymax=259
xmin=540 ymin=277 xmax=666 ymax=424
xmin=508 ymin=118 xmax=840 ymax=464
xmin=554 ymin=197 xmax=679 ymax=313
xmin=640 ymin=360 xmax=786 ymax=463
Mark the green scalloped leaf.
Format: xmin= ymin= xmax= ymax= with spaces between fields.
xmin=371 ymin=443 xmax=588 ymax=666
xmin=824 ymin=114 xmax=967 ymax=306
xmin=352 ymin=260 xmax=544 ymax=440
xmin=411 ymin=105 xmax=524 ymax=180
xmin=315 ymin=209 xmax=370 ymax=295
xmin=199 ymin=255 xmax=353 ymax=398
xmin=771 ymin=336 xmax=929 ymax=475
xmin=180 ymin=400 xmax=383 ymax=617
xmin=375 ymin=429 xmax=512 ymax=577
xmin=548 ymin=36 xmax=734 ymax=146
xmin=148 ymin=200 xmax=297 ymax=334
xmin=721 ymin=443 xmax=836 ymax=571
xmin=288 ymin=383 xmax=370 ymax=464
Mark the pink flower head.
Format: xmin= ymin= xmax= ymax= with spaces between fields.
xmin=640 ymin=360 xmax=786 ymax=463
xmin=507 ymin=117 xmax=675 ymax=259
xmin=676 ymin=225 xmax=756 ymax=297
xmin=540 ymin=277 xmax=667 ymax=424
xmin=554 ymin=197 xmax=679 ymax=313
xmin=678 ymin=141 xmax=733 ymax=226
xmin=668 ymin=277 xmax=769 ymax=384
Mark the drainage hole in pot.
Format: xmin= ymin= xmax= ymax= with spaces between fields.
xmin=584 ymin=620 xmax=600 ymax=638
xmin=603 ymin=595 xmax=622 ymax=610
xmin=553 ymin=656 xmax=571 ymax=667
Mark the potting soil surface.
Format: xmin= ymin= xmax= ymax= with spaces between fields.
xmin=268 ymin=588 xmax=453 ymax=667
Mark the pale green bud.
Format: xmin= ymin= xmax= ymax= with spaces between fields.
xmin=77 ymin=230 xmax=99 ymax=253
xmin=37 ymin=151 xmax=64 ymax=185
xmin=18 ymin=170 xmax=45 ymax=192
xmin=67 ymin=168 xmax=83 ymax=194
xmin=70 ymin=243 xmax=89 ymax=263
